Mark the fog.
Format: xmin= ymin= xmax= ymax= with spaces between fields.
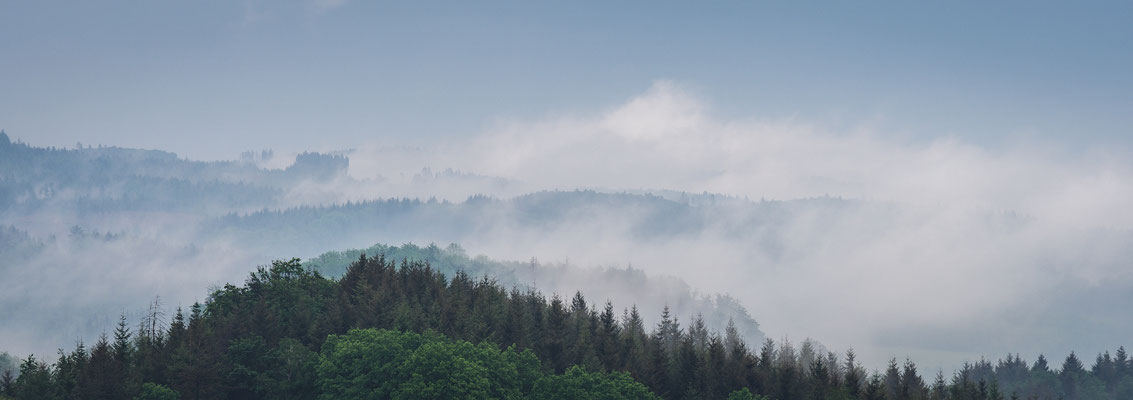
xmin=2 ymin=82 xmax=1131 ymax=373
xmin=339 ymin=81 xmax=1133 ymax=370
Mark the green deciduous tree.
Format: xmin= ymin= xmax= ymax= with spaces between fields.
xmin=135 ymin=383 xmax=179 ymax=400
xmin=531 ymin=365 xmax=659 ymax=400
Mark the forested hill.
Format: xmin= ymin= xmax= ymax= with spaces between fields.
xmin=208 ymin=189 xmax=843 ymax=266
xmin=1 ymin=136 xmax=784 ymax=366
xmin=304 ymin=242 xmax=765 ymax=347
xmin=0 ymin=133 xmax=345 ymax=215
xmin=1 ymin=257 xmax=1129 ymax=400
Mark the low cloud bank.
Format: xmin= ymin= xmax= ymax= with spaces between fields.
xmin=339 ymin=81 xmax=1133 ymax=370
xmin=2 ymin=81 xmax=1130 ymax=373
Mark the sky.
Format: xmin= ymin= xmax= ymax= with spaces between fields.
xmin=2 ymin=1 xmax=1132 ymax=160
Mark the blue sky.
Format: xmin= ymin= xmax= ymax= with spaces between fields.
xmin=2 ymin=1 xmax=1131 ymax=160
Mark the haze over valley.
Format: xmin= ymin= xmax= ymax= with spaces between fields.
xmin=3 ymin=2 xmax=1132 ymax=399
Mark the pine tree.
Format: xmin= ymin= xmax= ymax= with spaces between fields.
xmin=597 ymin=300 xmax=621 ymax=371
xmin=14 ymin=355 xmax=54 ymax=400
xmin=1092 ymin=351 xmax=1117 ymax=389
xmin=1060 ymin=351 xmax=1085 ymax=398
xmin=723 ymin=319 xmax=745 ymax=361
xmin=775 ymin=339 xmax=800 ymax=400
xmin=66 ymin=341 xmax=89 ymax=400
xmin=168 ymin=307 xmax=186 ymax=348
xmin=689 ymin=315 xmax=709 ymax=355
xmin=864 ymin=374 xmax=887 ymax=400
xmin=809 ymin=357 xmax=830 ymax=400
xmin=1032 ymin=354 xmax=1050 ymax=373
xmin=1116 ymin=346 xmax=1129 ymax=378
xmin=723 ymin=319 xmax=750 ymax=393
xmin=170 ymin=302 xmax=222 ymax=400
xmin=504 ymin=288 xmax=529 ymax=350
xmin=53 ymin=343 xmax=87 ymax=400
xmin=988 ymin=379 xmax=1004 ymax=400
xmin=646 ymin=335 xmax=670 ymax=398
xmin=112 ymin=314 xmax=138 ymax=396
xmin=825 ymin=351 xmax=842 ymax=390
xmin=656 ymin=306 xmax=681 ymax=360
xmin=78 ymin=335 xmax=117 ymax=399
xmin=756 ymin=338 xmax=775 ymax=396
xmin=544 ymin=295 xmax=568 ymax=373
xmin=930 ymin=371 xmax=946 ymax=400
xmin=577 ymin=295 xmax=600 ymax=370
xmin=676 ymin=333 xmax=702 ymax=399
xmin=621 ymin=306 xmax=650 ymax=384
xmin=884 ymin=358 xmax=901 ymax=400
xmin=705 ymin=334 xmax=729 ymax=399
xmin=900 ymin=358 xmax=924 ymax=400
xmin=844 ymin=349 xmax=864 ymax=398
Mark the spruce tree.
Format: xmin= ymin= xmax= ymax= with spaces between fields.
xmin=1116 ymin=346 xmax=1129 ymax=378
xmin=884 ymin=358 xmax=901 ymax=400
xmin=863 ymin=374 xmax=887 ymax=400
xmin=14 ymin=355 xmax=54 ymax=400
xmin=597 ymin=301 xmax=621 ymax=371
xmin=844 ymin=349 xmax=864 ymax=398
xmin=1032 ymin=354 xmax=1050 ymax=373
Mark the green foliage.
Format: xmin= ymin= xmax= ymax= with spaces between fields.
xmin=317 ymin=329 xmax=656 ymax=400
xmin=12 ymin=356 xmax=52 ymax=400
xmin=0 ymin=139 xmax=287 ymax=215
xmin=317 ymin=329 xmax=538 ymax=400
xmin=531 ymin=366 xmax=659 ymax=400
xmin=10 ymin=253 xmax=1131 ymax=400
xmin=303 ymin=241 xmax=765 ymax=346
xmin=264 ymin=338 xmax=320 ymax=399
xmin=726 ymin=387 xmax=770 ymax=400
xmin=135 ymin=383 xmax=180 ymax=400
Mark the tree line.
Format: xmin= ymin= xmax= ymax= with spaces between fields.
xmin=1 ymin=255 xmax=1130 ymax=399
xmin=304 ymin=242 xmax=764 ymax=347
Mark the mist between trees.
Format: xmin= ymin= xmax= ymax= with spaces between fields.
xmin=3 ymin=130 xmax=1132 ymax=376
xmin=1 ymin=257 xmax=1129 ymax=400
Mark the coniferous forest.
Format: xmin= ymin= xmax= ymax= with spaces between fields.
xmin=1 ymin=255 xmax=1129 ymax=400
xmin=6 ymin=1 xmax=1133 ymax=399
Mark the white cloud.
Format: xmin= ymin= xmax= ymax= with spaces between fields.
xmin=6 ymin=80 xmax=1129 ymax=372
xmin=416 ymin=80 xmax=1132 ymax=230
xmin=370 ymin=80 xmax=1133 ymax=369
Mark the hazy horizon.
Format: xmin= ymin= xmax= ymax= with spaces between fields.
xmin=3 ymin=0 xmax=1132 ymax=383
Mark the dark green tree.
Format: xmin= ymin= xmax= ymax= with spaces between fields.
xmin=13 ymin=355 xmax=53 ymax=400
xmin=135 ymin=383 xmax=179 ymax=400
xmin=531 ymin=366 xmax=659 ymax=400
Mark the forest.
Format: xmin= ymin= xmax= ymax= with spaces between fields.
xmin=0 ymin=132 xmax=348 ymax=215
xmin=2 ymin=135 xmax=780 ymax=364
xmin=1 ymin=255 xmax=1129 ymax=400
xmin=303 ymin=242 xmax=764 ymax=346
xmin=5 ymin=2 xmax=1131 ymax=399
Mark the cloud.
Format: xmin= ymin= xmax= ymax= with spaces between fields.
xmin=352 ymin=80 xmax=1133 ymax=370
xmin=4 ymin=80 xmax=1130 ymax=372
xmin=425 ymin=80 xmax=1133 ymax=230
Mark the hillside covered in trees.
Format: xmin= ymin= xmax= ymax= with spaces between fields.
xmin=1 ymin=256 xmax=1129 ymax=400
xmin=0 ymin=136 xmax=776 ymax=362
xmin=6 ymin=2 xmax=1132 ymax=399
xmin=0 ymin=131 xmax=347 ymax=216
xmin=303 ymin=242 xmax=764 ymax=346
xmin=3 ymin=136 xmax=1131 ymax=400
